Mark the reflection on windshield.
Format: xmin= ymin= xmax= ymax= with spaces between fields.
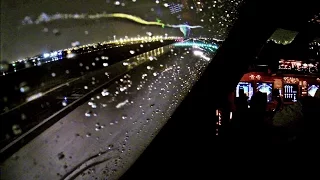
xmin=1 ymin=0 xmax=244 ymax=179
xmin=1 ymin=0 xmax=243 ymax=62
xmin=21 ymin=11 xmax=205 ymax=41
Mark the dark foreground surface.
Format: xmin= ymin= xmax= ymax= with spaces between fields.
xmin=1 ymin=42 xmax=213 ymax=179
xmin=0 ymin=40 xmax=175 ymax=159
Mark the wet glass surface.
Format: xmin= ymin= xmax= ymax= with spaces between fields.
xmin=1 ymin=0 xmax=244 ymax=179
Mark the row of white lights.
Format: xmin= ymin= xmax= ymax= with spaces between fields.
xmin=12 ymin=36 xmax=183 ymax=64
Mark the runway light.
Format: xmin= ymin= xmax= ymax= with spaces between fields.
xmin=193 ymin=50 xmax=211 ymax=61
xmin=193 ymin=50 xmax=203 ymax=56
xmin=66 ymin=53 xmax=76 ymax=59
xmin=26 ymin=93 xmax=43 ymax=102
xmin=43 ymin=53 xmax=50 ymax=58
xmin=50 ymin=51 xmax=58 ymax=57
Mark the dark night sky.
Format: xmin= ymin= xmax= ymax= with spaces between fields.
xmin=1 ymin=0 xmax=242 ymax=62
xmin=1 ymin=0 xmax=178 ymax=61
